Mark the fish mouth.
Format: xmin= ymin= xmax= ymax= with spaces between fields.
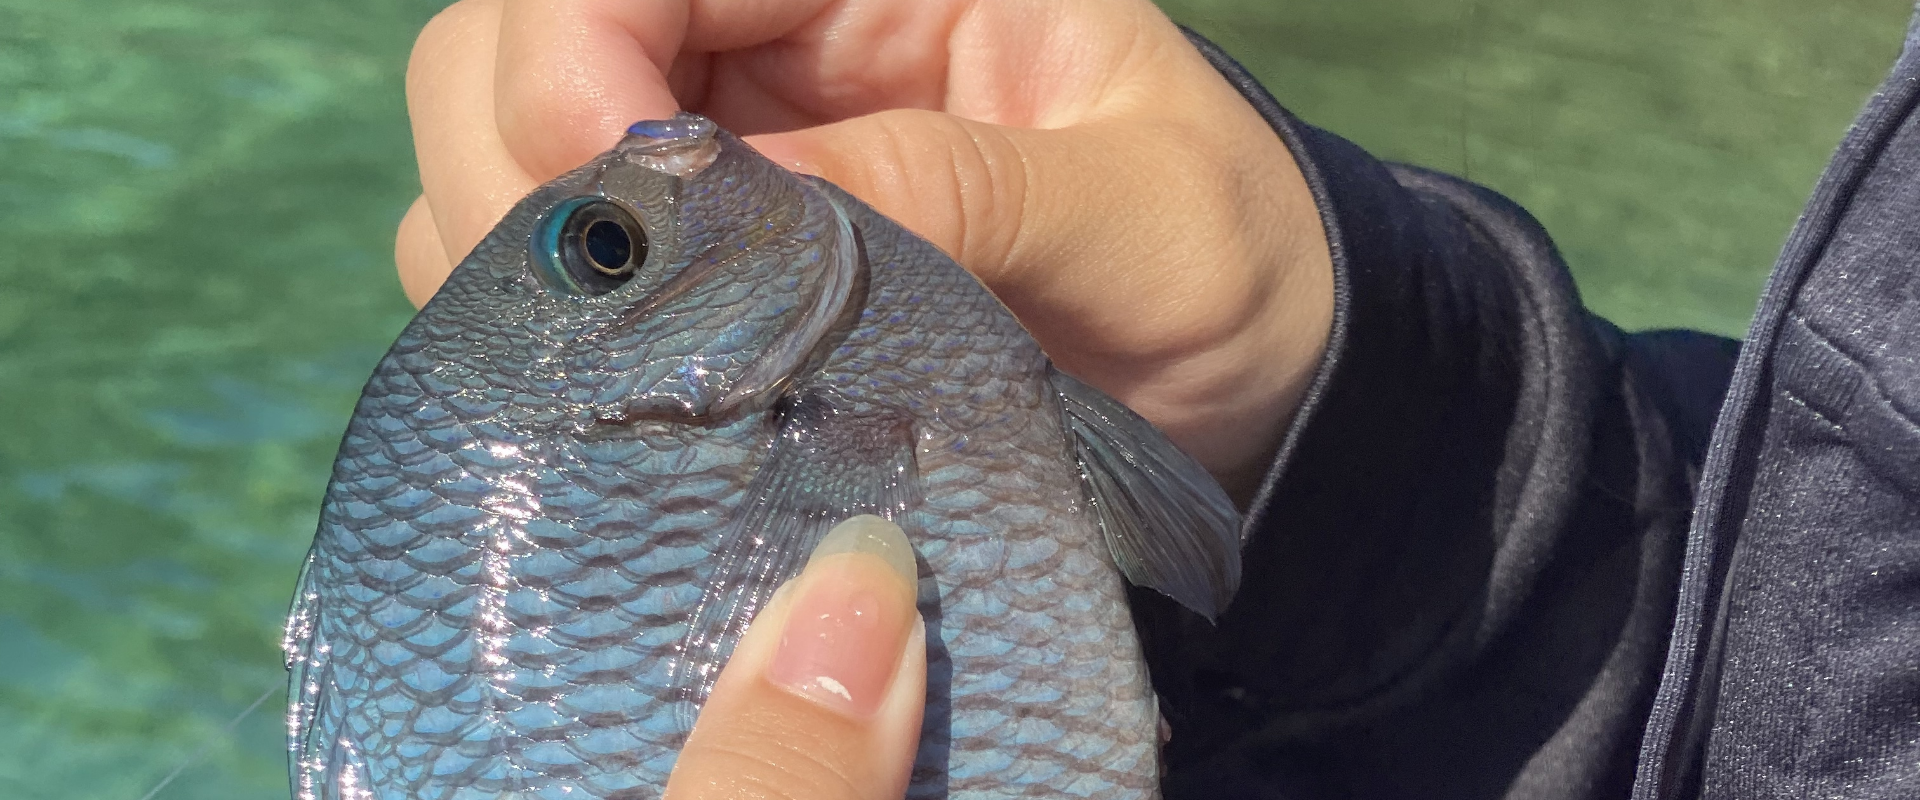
xmin=616 ymin=112 xmax=721 ymax=177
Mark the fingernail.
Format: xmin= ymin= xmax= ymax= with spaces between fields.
xmin=807 ymin=514 xmax=918 ymax=584
xmin=766 ymin=515 xmax=919 ymax=717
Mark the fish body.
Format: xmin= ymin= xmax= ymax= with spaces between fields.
xmin=285 ymin=115 xmax=1239 ymax=800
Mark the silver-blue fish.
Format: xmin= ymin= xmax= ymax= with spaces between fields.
xmin=284 ymin=113 xmax=1242 ymax=800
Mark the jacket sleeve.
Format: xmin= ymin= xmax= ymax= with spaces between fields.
xmin=1131 ymin=31 xmax=1741 ymax=800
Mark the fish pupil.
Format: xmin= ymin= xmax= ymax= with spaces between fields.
xmin=544 ymin=198 xmax=647 ymax=294
xmin=583 ymin=220 xmax=633 ymax=275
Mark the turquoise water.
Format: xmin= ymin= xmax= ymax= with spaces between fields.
xmin=0 ymin=1 xmax=1910 ymax=797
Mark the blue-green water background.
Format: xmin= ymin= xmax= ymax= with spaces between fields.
xmin=0 ymin=1 xmax=1911 ymax=797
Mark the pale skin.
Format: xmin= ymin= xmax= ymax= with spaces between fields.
xmin=665 ymin=518 xmax=928 ymax=800
xmin=399 ymin=0 xmax=1335 ymax=795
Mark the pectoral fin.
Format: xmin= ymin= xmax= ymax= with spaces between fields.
xmin=669 ymin=391 xmax=919 ymax=731
xmin=1051 ymin=368 xmax=1243 ymax=621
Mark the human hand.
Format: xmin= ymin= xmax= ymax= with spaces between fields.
xmin=397 ymin=0 xmax=1334 ymax=498
xmin=666 ymin=515 xmax=925 ymax=800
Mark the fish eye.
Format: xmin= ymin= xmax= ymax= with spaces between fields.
xmin=532 ymin=198 xmax=649 ymax=295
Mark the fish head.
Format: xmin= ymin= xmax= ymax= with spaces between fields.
xmin=404 ymin=112 xmax=861 ymax=432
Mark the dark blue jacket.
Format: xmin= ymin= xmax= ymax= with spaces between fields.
xmin=1151 ymin=13 xmax=1920 ymax=799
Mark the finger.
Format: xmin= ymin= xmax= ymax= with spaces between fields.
xmin=749 ymin=109 xmax=1029 ymax=289
xmin=492 ymin=0 xmax=841 ymax=184
xmin=493 ymin=0 xmax=688 ymax=183
xmin=740 ymin=5 xmax=1221 ymax=295
xmin=407 ymin=0 xmax=538 ymax=269
xmin=746 ymin=31 xmax=1331 ymax=480
xmin=689 ymin=0 xmax=961 ymax=131
xmin=666 ymin=516 xmax=925 ymax=800
xmin=750 ymin=111 xmax=1256 ymax=352
xmin=696 ymin=0 xmax=1161 ymax=132
xmin=395 ymin=195 xmax=454 ymax=307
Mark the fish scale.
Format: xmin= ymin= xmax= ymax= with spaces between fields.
xmin=287 ymin=114 xmax=1240 ymax=799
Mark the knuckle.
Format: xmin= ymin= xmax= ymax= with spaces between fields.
xmin=864 ymin=110 xmax=1017 ymax=271
xmin=848 ymin=111 xmax=957 ymax=228
xmin=953 ymin=122 xmax=1027 ymax=274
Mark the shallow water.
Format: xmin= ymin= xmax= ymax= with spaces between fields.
xmin=0 ymin=1 xmax=1910 ymax=797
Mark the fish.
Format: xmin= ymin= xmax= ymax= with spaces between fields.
xmin=282 ymin=112 xmax=1243 ymax=800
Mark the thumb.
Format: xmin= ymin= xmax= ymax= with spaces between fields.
xmin=745 ymin=109 xmax=1228 ymax=356
xmin=745 ymin=110 xmax=1042 ymax=291
xmin=665 ymin=515 xmax=926 ymax=800
xmin=744 ymin=107 xmax=1276 ymax=386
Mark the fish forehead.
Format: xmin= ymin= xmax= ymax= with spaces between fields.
xmin=298 ymin=120 xmax=1163 ymax=799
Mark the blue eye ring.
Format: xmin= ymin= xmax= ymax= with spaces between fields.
xmin=532 ymin=197 xmax=648 ymax=295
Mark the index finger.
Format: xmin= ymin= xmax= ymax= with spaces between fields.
xmin=406 ymin=0 xmax=537 ymax=266
xmin=492 ymin=0 xmax=837 ymax=183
